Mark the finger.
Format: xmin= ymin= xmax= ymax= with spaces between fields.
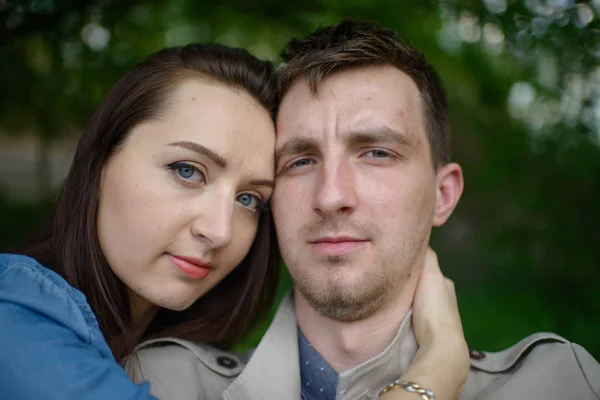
xmin=444 ymin=278 xmax=458 ymax=310
xmin=423 ymin=247 xmax=442 ymax=276
xmin=443 ymin=278 xmax=455 ymax=292
xmin=444 ymin=278 xmax=458 ymax=301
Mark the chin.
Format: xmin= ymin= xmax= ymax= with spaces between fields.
xmin=153 ymin=296 xmax=199 ymax=312
xmin=325 ymin=266 xmax=366 ymax=283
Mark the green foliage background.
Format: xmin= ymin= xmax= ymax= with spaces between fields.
xmin=1 ymin=0 xmax=599 ymax=359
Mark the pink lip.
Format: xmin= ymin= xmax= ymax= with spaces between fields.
xmin=309 ymin=237 xmax=369 ymax=256
xmin=168 ymin=254 xmax=213 ymax=279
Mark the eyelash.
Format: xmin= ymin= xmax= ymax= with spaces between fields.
xmin=285 ymin=158 xmax=316 ymax=171
xmin=282 ymin=148 xmax=397 ymax=172
xmin=362 ymin=149 xmax=395 ymax=159
xmin=167 ymin=162 xmax=206 ymax=185
xmin=236 ymin=193 xmax=265 ymax=214
xmin=167 ymin=162 xmax=266 ymax=215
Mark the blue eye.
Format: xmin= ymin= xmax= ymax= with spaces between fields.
xmin=293 ymin=159 xmax=313 ymax=167
xmin=365 ymin=149 xmax=390 ymax=158
xmin=178 ymin=166 xmax=195 ymax=178
xmin=236 ymin=193 xmax=262 ymax=211
xmin=285 ymin=158 xmax=316 ymax=172
xmin=168 ymin=162 xmax=205 ymax=184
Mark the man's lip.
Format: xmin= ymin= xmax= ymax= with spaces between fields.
xmin=308 ymin=238 xmax=368 ymax=256
xmin=310 ymin=236 xmax=368 ymax=243
xmin=169 ymin=254 xmax=213 ymax=269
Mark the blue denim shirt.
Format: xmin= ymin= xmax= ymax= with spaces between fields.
xmin=0 ymin=253 xmax=156 ymax=400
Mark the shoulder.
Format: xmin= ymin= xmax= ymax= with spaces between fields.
xmin=463 ymin=332 xmax=600 ymax=399
xmin=0 ymin=253 xmax=97 ymax=343
xmin=130 ymin=338 xmax=249 ymax=400
xmin=1 ymin=253 xmax=71 ymax=291
xmin=0 ymin=255 xmax=149 ymax=399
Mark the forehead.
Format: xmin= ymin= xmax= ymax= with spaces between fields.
xmin=170 ymin=81 xmax=273 ymax=142
xmin=140 ymin=80 xmax=276 ymax=170
xmin=276 ymin=65 xmax=425 ymax=145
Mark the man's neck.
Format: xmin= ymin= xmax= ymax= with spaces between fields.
xmin=294 ymin=273 xmax=420 ymax=373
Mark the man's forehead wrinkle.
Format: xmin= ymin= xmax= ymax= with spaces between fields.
xmin=327 ymin=86 xmax=336 ymax=101
xmin=335 ymin=106 xmax=417 ymax=145
xmin=278 ymin=77 xmax=420 ymax=158
xmin=296 ymin=83 xmax=341 ymax=148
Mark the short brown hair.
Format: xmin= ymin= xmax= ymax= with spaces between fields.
xmin=278 ymin=19 xmax=451 ymax=167
xmin=19 ymin=43 xmax=279 ymax=362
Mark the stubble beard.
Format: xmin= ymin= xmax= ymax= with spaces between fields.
xmin=298 ymin=254 xmax=413 ymax=322
xmin=286 ymin=219 xmax=425 ymax=322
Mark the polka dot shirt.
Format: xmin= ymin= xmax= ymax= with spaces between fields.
xmin=298 ymin=328 xmax=339 ymax=400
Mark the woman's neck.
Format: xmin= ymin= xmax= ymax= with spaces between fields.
xmin=128 ymin=290 xmax=158 ymax=340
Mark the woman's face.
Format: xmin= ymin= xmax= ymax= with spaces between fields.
xmin=97 ymin=80 xmax=275 ymax=318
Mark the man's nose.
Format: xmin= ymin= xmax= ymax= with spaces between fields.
xmin=190 ymin=191 xmax=234 ymax=249
xmin=312 ymin=157 xmax=357 ymax=217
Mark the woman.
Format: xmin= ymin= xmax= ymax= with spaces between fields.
xmin=0 ymin=43 xmax=280 ymax=399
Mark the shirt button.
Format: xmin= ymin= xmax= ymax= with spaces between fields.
xmin=469 ymin=349 xmax=486 ymax=360
xmin=217 ymin=356 xmax=238 ymax=369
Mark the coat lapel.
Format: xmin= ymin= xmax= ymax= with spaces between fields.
xmin=223 ymin=292 xmax=301 ymax=400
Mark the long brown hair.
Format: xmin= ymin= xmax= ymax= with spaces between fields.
xmin=19 ymin=43 xmax=280 ymax=362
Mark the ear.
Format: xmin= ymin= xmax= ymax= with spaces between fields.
xmin=432 ymin=162 xmax=464 ymax=227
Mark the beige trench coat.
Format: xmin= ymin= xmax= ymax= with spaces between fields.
xmin=130 ymin=292 xmax=600 ymax=400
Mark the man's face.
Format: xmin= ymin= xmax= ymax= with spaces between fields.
xmin=273 ymin=65 xmax=461 ymax=321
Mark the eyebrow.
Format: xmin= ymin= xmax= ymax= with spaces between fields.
xmin=169 ymin=141 xmax=273 ymax=188
xmin=275 ymin=125 xmax=414 ymax=165
xmin=249 ymin=179 xmax=274 ymax=189
xmin=275 ymin=138 xmax=319 ymax=166
xmin=168 ymin=141 xmax=227 ymax=169
xmin=345 ymin=125 xmax=414 ymax=149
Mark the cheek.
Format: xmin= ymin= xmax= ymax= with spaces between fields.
xmin=271 ymin=185 xmax=288 ymax=226
xmin=98 ymin=165 xmax=172 ymax=256
xmin=272 ymin=179 xmax=308 ymax=226
xmin=360 ymin=171 xmax=435 ymax=220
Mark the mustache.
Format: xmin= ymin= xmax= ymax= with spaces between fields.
xmin=300 ymin=218 xmax=379 ymax=241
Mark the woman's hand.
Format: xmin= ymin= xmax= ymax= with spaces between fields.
xmin=412 ymin=248 xmax=467 ymax=352
xmin=380 ymin=248 xmax=469 ymax=400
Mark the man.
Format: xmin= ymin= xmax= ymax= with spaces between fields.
xmin=133 ymin=20 xmax=600 ymax=399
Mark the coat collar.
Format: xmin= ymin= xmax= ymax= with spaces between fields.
xmin=223 ymin=292 xmax=301 ymax=400
xmin=223 ymin=290 xmax=419 ymax=400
